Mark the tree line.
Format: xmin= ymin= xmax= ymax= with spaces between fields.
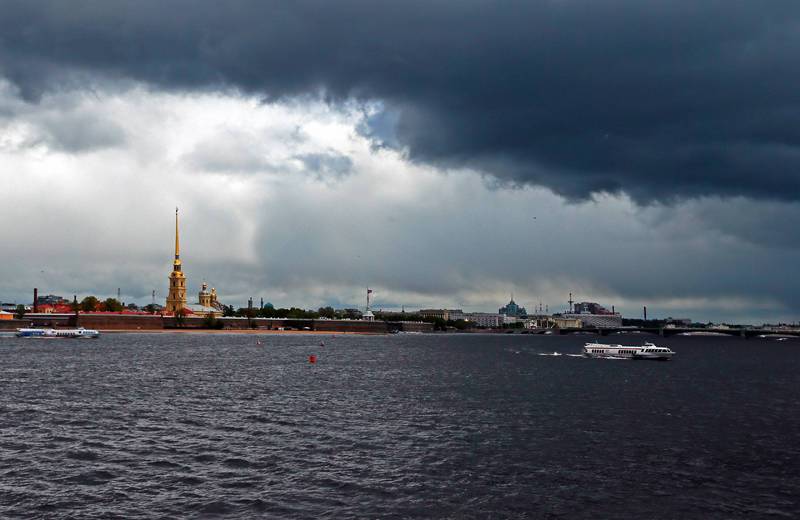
xmin=222 ymin=305 xmax=363 ymax=320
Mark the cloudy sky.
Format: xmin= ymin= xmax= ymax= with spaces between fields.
xmin=2 ymin=0 xmax=799 ymax=323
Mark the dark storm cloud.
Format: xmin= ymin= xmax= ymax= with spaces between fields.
xmin=2 ymin=0 xmax=800 ymax=201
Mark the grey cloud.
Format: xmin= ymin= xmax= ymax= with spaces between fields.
xmin=0 ymin=86 xmax=126 ymax=152
xmin=185 ymin=132 xmax=275 ymax=173
xmin=646 ymin=197 xmax=800 ymax=250
xmin=295 ymin=152 xmax=353 ymax=179
xmin=2 ymin=1 xmax=800 ymax=200
xmin=35 ymin=111 xmax=126 ymax=152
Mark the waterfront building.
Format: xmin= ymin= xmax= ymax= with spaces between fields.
xmin=523 ymin=316 xmax=582 ymax=329
xmin=419 ymin=309 xmax=463 ymax=321
xmin=561 ymin=301 xmax=622 ymax=327
xmin=165 ymin=209 xmax=187 ymax=314
xmin=461 ymin=312 xmax=505 ymax=328
xmin=499 ymin=296 xmax=527 ymax=317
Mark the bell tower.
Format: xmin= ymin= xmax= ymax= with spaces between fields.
xmin=165 ymin=208 xmax=187 ymax=314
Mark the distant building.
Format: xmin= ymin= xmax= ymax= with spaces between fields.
xmin=562 ymin=301 xmax=622 ymax=327
xmin=665 ymin=317 xmax=692 ymax=327
xmin=499 ymin=297 xmax=527 ymax=317
xmin=572 ymin=302 xmax=613 ymax=315
xmin=187 ymin=282 xmax=224 ymax=317
xmin=419 ymin=309 xmax=463 ymax=321
xmin=197 ymin=283 xmax=220 ymax=309
xmin=523 ymin=316 xmax=582 ymax=329
xmin=36 ymin=294 xmax=69 ymax=306
xmin=461 ymin=312 xmax=505 ymax=328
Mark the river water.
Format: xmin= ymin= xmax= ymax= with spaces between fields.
xmin=1 ymin=333 xmax=798 ymax=518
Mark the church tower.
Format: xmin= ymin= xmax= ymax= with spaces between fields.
xmin=165 ymin=208 xmax=187 ymax=314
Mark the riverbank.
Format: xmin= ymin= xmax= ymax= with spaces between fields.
xmin=1 ymin=314 xmax=434 ymax=334
xmin=100 ymin=329 xmax=380 ymax=335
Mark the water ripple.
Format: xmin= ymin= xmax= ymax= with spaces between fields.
xmin=0 ymin=333 xmax=798 ymax=518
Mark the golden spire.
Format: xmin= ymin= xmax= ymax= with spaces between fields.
xmin=174 ymin=207 xmax=180 ymax=260
xmin=173 ymin=207 xmax=182 ymax=271
xmin=166 ymin=207 xmax=187 ymax=314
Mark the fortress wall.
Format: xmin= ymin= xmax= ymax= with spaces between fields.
xmin=78 ymin=314 xmax=165 ymax=330
xmin=19 ymin=314 xmax=73 ymax=327
xmin=4 ymin=314 xmax=421 ymax=333
xmin=0 ymin=319 xmax=33 ymax=330
xmin=388 ymin=321 xmax=435 ymax=332
xmin=313 ymin=320 xmax=388 ymax=333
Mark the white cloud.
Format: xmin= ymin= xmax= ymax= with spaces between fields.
xmin=0 ymin=81 xmax=798 ymax=323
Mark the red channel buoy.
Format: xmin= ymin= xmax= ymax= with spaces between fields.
xmin=308 ymin=354 xmax=317 ymax=364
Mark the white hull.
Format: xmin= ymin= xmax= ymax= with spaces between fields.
xmin=584 ymin=341 xmax=673 ymax=360
xmin=16 ymin=328 xmax=100 ymax=339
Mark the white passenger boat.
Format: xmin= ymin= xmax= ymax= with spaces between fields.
xmin=583 ymin=341 xmax=674 ymax=360
xmin=16 ymin=327 xmax=100 ymax=339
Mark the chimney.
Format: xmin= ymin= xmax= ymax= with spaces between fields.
xmin=643 ymin=306 xmax=647 ymax=321
xmin=33 ymin=288 xmax=38 ymax=313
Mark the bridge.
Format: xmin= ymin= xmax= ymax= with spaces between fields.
xmin=554 ymin=326 xmax=800 ymax=339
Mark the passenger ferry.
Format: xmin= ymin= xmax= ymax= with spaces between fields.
xmin=583 ymin=341 xmax=674 ymax=360
xmin=16 ymin=327 xmax=100 ymax=339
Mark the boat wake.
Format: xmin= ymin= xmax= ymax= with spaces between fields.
xmin=539 ymin=353 xmax=588 ymax=358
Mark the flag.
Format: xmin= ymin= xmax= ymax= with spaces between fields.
xmin=367 ymin=288 xmax=373 ymax=294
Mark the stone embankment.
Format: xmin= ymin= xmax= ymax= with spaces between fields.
xmin=0 ymin=313 xmax=434 ymax=333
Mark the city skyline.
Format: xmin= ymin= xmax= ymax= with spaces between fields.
xmin=2 ymin=2 xmax=800 ymax=323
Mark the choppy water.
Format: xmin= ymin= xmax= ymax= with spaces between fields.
xmin=1 ymin=333 xmax=799 ymax=518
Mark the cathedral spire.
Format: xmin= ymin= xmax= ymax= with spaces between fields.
xmin=166 ymin=208 xmax=187 ymax=314
xmin=174 ymin=207 xmax=180 ymax=261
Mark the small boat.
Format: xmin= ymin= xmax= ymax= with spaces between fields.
xmin=16 ymin=327 xmax=100 ymax=339
xmin=583 ymin=341 xmax=673 ymax=360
